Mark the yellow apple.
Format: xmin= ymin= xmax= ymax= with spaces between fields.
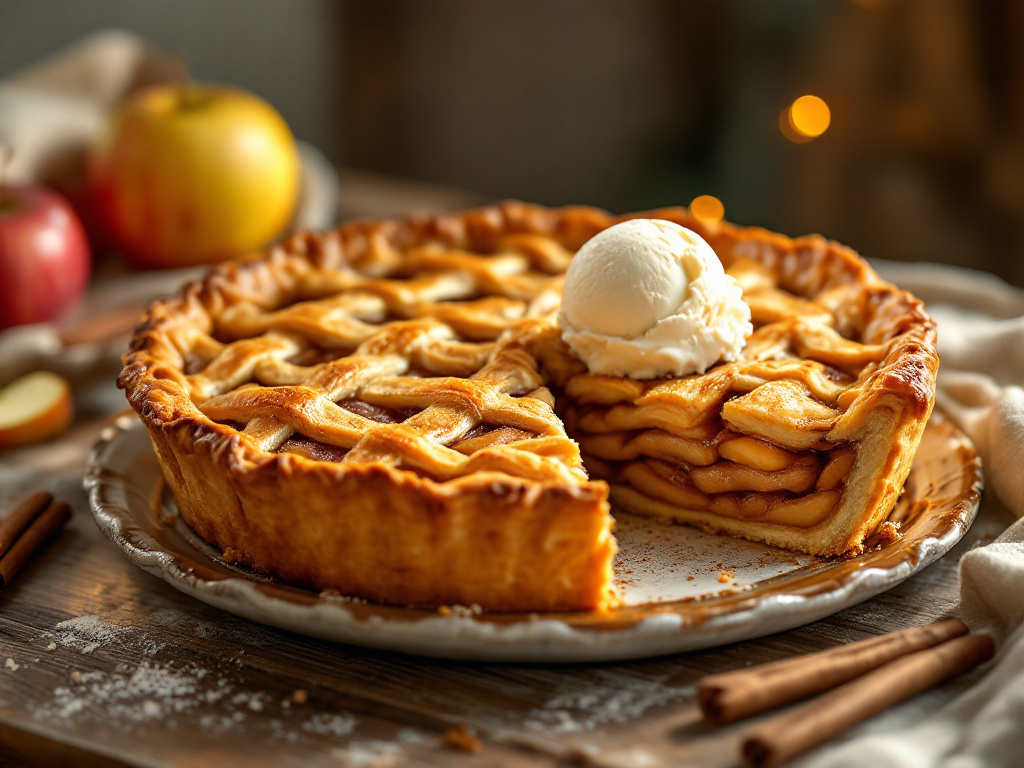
xmin=0 ymin=371 xmax=73 ymax=448
xmin=87 ymin=84 xmax=301 ymax=269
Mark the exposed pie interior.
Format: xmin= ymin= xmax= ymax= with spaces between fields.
xmin=119 ymin=202 xmax=938 ymax=612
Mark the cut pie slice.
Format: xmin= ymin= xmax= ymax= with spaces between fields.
xmin=537 ymin=224 xmax=937 ymax=556
xmin=119 ymin=202 xmax=938 ymax=612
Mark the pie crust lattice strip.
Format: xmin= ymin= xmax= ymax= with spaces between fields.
xmin=119 ymin=202 xmax=938 ymax=613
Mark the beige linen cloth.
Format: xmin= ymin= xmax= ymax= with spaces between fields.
xmin=0 ymin=29 xmax=337 ymax=230
xmin=0 ymin=31 xmax=157 ymax=187
xmin=808 ymin=260 xmax=1024 ymax=768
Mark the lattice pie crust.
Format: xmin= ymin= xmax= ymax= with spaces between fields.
xmin=119 ymin=203 xmax=938 ymax=612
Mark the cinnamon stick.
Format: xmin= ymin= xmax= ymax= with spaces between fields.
xmin=699 ymin=618 xmax=968 ymax=725
xmin=0 ymin=498 xmax=71 ymax=587
xmin=0 ymin=491 xmax=53 ymax=559
xmin=742 ymin=632 xmax=995 ymax=768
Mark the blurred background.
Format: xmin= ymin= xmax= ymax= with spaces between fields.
xmin=2 ymin=0 xmax=1023 ymax=286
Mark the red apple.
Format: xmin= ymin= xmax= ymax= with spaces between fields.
xmin=87 ymin=84 xmax=301 ymax=269
xmin=0 ymin=184 xmax=92 ymax=330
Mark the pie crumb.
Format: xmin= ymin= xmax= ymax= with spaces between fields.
xmin=872 ymin=520 xmax=901 ymax=548
xmin=438 ymin=606 xmax=453 ymax=617
xmin=444 ymin=723 xmax=482 ymax=753
xmin=717 ymin=572 xmax=733 ymax=583
xmin=291 ymin=688 xmax=308 ymax=705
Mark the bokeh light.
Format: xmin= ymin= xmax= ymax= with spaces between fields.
xmin=786 ymin=95 xmax=831 ymax=140
xmin=690 ymin=194 xmax=724 ymax=224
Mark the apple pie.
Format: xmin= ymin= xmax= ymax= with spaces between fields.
xmin=119 ymin=202 xmax=937 ymax=612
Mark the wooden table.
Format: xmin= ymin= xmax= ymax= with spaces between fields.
xmin=0 ymin=177 xmax=1013 ymax=767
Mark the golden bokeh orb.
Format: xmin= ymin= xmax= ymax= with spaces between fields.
xmin=788 ymin=95 xmax=831 ymax=139
xmin=690 ymin=194 xmax=725 ymax=224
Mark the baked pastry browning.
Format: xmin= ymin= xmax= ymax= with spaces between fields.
xmin=119 ymin=205 xmax=619 ymax=612
xmin=120 ymin=202 xmax=938 ymax=611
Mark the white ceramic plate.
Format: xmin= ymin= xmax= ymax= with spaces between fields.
xmin=84 ymin=413 xmax=981 ymax=662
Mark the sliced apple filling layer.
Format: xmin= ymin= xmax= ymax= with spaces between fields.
xmin=573 ymin=412 xmax=853 ymax=530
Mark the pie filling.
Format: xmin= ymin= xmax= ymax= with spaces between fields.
xmin=256 ymin=394 xmax=850 ymax=529
xmin=571 ymin=414 xmax=853 ymax=528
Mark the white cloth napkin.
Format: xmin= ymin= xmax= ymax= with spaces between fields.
xmin=808 ymin=261 xmax=1024 ymax=768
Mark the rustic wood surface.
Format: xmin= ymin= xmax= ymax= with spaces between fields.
xmin=0 ymin=176 xmax=1013 ymax=767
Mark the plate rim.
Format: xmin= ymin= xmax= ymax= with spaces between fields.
xmin=83 ymin=412 xmax=982 ymax=663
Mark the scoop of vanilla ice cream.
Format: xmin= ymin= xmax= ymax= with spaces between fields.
xmin=558 ymin=219 xmax=752 ymax=379
xmin=560 ymin=219 xmax=691 ymax=339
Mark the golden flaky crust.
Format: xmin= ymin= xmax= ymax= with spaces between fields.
xmin=119 ymin=202 xmax=938 ymax=611
xmin=120 ymin=203 xmax=618 ymax=612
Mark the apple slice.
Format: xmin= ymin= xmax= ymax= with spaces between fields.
xmin=0 ymin=371 xmax=73 ymax=448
